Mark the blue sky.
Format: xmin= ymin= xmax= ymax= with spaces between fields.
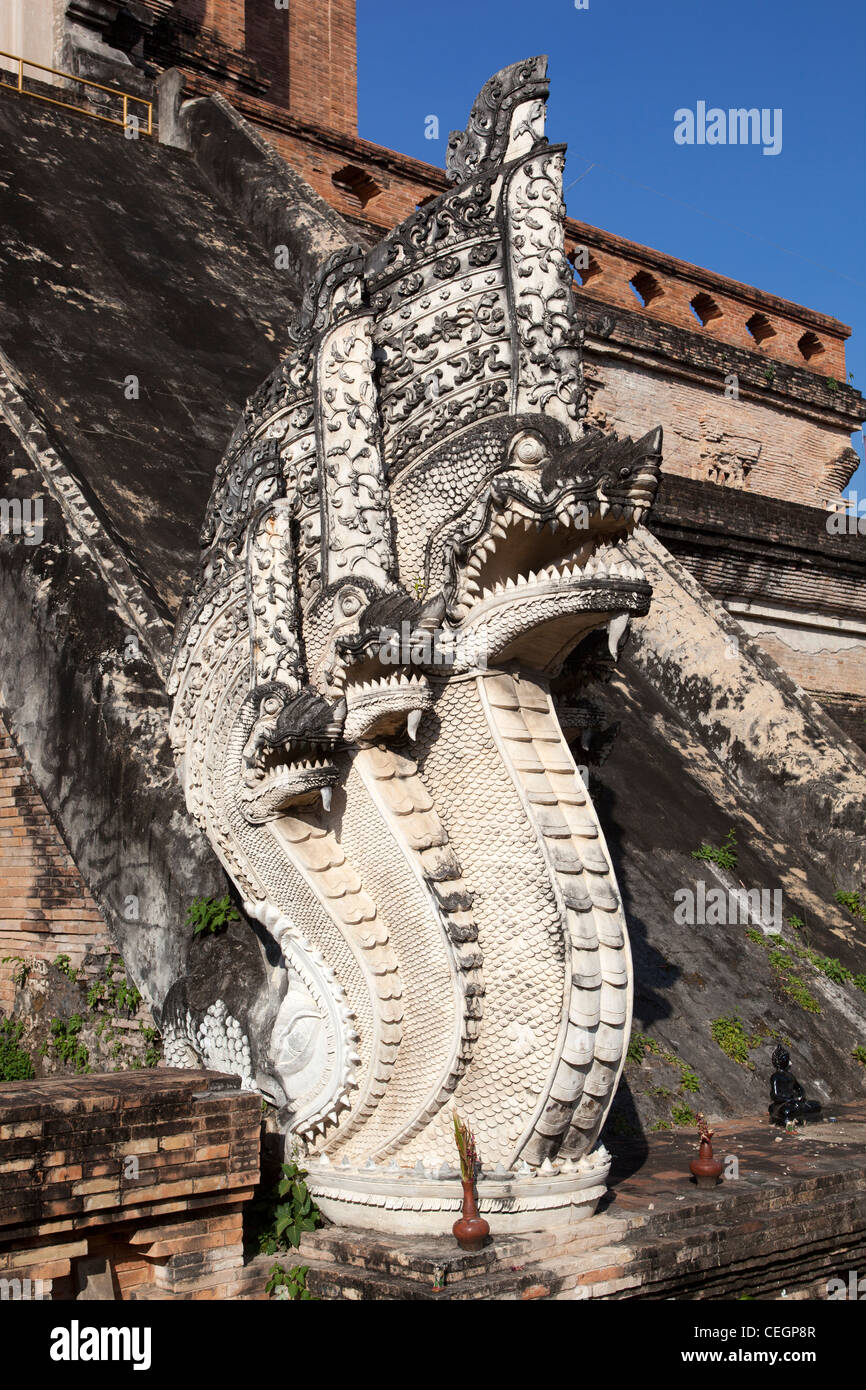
xmin=357 ymin=0 xmax=866 ymax=496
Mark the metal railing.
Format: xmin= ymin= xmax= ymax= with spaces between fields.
xmin=0 ymin=50 xmax=152 ymax=135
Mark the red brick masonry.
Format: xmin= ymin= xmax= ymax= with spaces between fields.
xmin=0 ymin=1070 xmax=260 ymax=1299
xmin=0 ymin=713 xmax=113 ymax=1011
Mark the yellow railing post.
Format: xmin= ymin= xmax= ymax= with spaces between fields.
xmin=0 ymin=49 xmax=152 ymax=136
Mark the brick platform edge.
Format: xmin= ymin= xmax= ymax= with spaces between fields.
xmin=234 ymin=1106 xmax=866 ymax=1301
xmin=0 ymin=1070 xmax=261 ymax=1300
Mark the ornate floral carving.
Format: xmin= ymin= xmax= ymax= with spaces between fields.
xmin=446 ymin=54 xmax=550 ymax=184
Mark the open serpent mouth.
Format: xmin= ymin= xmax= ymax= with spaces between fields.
xmin=450 ymin=500 xmax=647 ymax=622
xmin=238 ymin=689 xmax=345 ymax=820
xmin=242 ymin=738 xmax=338 ymax=818
xmin=440 ymin=424 xmax=662 ymax=670
xmin=244 ymin=741 xmax=335 ymax=791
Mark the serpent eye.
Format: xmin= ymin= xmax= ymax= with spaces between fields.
xmin=337 ymin=588 xmax=365 ymax=618
xmin=261 ymin=695 xmax=283 ymax=716
xmin=510 ymin=433 xmax=547 ymax=468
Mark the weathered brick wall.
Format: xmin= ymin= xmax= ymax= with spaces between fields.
xmin=0 ymin=711 xmax=112 ymax=1014
xmin=739 ymin=628 xmax=866 ymax=701
xmin=132 ymin=0 xmax=357 ymax=136
xmin=0 ymin=1071 xmax=261 ymax=1299
xmin=586 ymin=355 xmax=856 ymax=509
xmin=288 ymin=0 xmax=357 ymax=135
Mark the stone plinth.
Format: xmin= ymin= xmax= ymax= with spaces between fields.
xmin=305 ymin=1146 xmax=610 ymax=1236
xmin=257 ymin=1106 xmax=866 ymax=1300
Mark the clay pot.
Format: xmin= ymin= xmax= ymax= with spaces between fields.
xmin=690 ymin=1137 xmax=723 ymax=1189
xmin=452 ymin=1177 xmax=490 ymax=1251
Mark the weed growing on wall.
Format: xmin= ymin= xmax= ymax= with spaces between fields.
xmin=187 ymin=895 xmax=240 ymax=937
xmin=691 ymin=827 xmax=738 ymax=873
xmin=624 ymin=1031 xmax=705 ymax=1127
xmin=246 ymin=1161 xmax=322 ymax=1255
xmin=710 ymin=1014 xmax=769 ymax=1069
xmin=0 ymin=1017 xmax=35 ymax=1080
xmin=266 ymin=1263 xmax=317 ymax=1300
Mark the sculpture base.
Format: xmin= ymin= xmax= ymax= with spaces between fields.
xmin=305 ymin=1146 xmax=610 ymax=1236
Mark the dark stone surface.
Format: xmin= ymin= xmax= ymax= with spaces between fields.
xmin=0 ymin=92 xmax=314 ymax=1007
xmin=592 ymin=656 xmax=866 ymax=1135
xmin=178 ymin=91 xmax=350 ymax=296
xmin=651 ymin=473 xmax=866 ymax=608
xmin=0 ymin=93 xmax=300 ymax=615
xmin=0 ymin=416 xmax=219 ymax=1003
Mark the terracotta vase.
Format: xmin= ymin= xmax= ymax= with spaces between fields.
xmin=689 ymin=1137 xmax=723 ymax=1189
xmin=452 ymin=1177 xmax=490 ymax=1251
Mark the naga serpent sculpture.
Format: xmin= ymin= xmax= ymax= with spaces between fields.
xmin=164 ymin=56 xmax=663 ymax=1232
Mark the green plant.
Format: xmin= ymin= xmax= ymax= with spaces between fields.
xmin=767 ymin=945 xmax=794 ymax=973
xmin=250 ymin=1162 xmax=322 ymax=1255
xmin=819 ymin=957 xmax=853 ymax=986
xmin=2 ymin=956 xmax=32 ymax=989
xmin=852 ymin=1046 xmax=866 ymax=1067
xmin=49 ymin=1015 xmax=89 ymax=1073
xmin=710 ymin=1014 xmax=762 ymax=1068
xmin=186 ymin=894 xmax=240 ymax=937
xmin=853 ymin=975 xmax=866 ymax=995
xmin=626 ymin=1032 xmax=702 ymax=1099
xmin=626 ymin=1031 xmax=659 ymax=1064
xmin=650 ymin=1119 xmax=671 ymax=1132
xmin=54 ymin=954 xmax=78 ymax=981
xmin=671 ymin=1102 xmax=697 ymax=1127
xmin=82 ymin=959 xmax=151 ymax=1067
xmin=746 ymin=927 xmax=831 ymax=1015
xmin=266 ymin=1262 xmax=316 ymax=1300
xmin=826 ymin=376 xmax=838 ymax=393
xmin=780 ymin=976 xmax=821 ymax=1015
xmin=763 ymin=366 xmax=776 ymax=385
xmin=786 ymin=914 xmax=805 ymax=934
xmin=691 ymin=827 xmax=737 ymax=873
xmin=139 ymin=1025 xmax=160 ymax=1068
xmin=834 ymin=889 xmax=866 ymax=923
xmin=0 ymin=1016 xmax=35 ymax=1081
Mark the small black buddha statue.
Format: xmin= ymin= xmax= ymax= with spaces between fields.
xmin=768 ymin=1045 xmax=822 ymax=1125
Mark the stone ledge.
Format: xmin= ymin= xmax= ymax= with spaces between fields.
xmin=257 ymin=1106 xmax=866 ymax=1300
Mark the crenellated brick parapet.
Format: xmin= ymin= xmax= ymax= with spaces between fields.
xmin=565 ymin=221 xmax=852 ymax=377
xmin=576 ymin=294 xmax=864 ymax=509
xmin=49 ymin=6 xmax=863 ymax=394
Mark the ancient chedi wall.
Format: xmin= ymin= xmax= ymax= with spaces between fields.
xmin=565 ymin=228 xmax=859 ymax=509
xmin=49 ymin=0 xmax=864 ymax=509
